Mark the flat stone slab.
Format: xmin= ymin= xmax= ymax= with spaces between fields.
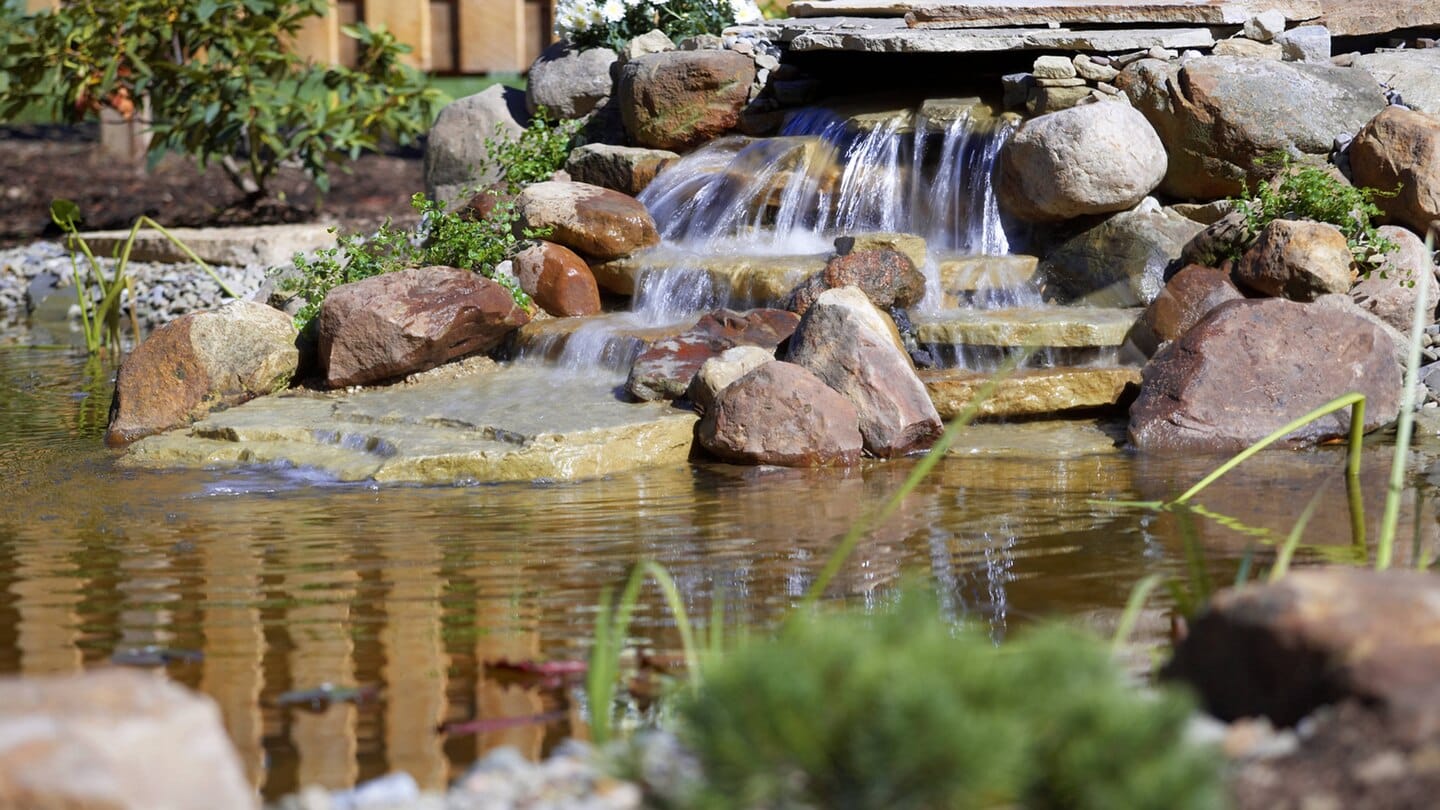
xmin=121 ymin=364 xmax=699 ymax=484
xmin=1353 ymin=49 xmax=1440 ymax=115
xmin=73 ymin=224 xmax=338 ymax=267
xmin=592 ymin=248 xmax=827 ymax=304
xmin=729 ymin=17 xmax=1217 ymax=52
xmin=786 ymin=0 xmax=1320 ymax=26
xmin=943 ymin=416 xmax=1126 ymax=458
xmin=924 ymin=365 xmax=1140 ymax=419
xmin=510 ymin=312 xmax=698 ymax=367
xmin=913 ymin=306 xmax=1140 ymax=347
xmin=937 ymin=255 xmax=1038 ymax=304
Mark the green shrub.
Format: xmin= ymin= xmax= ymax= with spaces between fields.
xmin=672 ymin=594 xmax=1222 ymax=810
xmin=1233 ymin=154 xmax=1397 ymax=270
xmin=0 ymin=0 xmax=443 ymax=201
xmin=283 ymin=112 xmax=580 ymax=330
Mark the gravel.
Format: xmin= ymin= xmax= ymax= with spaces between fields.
xmin=0 ymin=239 xmax=273 ymax=336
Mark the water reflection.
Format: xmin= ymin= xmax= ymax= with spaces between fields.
xmin=0 ymin=348 xmax=1436 ymax=798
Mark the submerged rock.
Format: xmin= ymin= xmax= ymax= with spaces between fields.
xmin=1233 ymin=219 xmax=1354 ymax=301
xmin=515 ymin=181 xmax=661 ymax=261
xmin=318 ymin=266 xmax=529 ymax=389
xmin=107 ymin=299 xmax=298 ymax=445
xmin=0 ymin=669 xmax=256 ymax=810
xmin=625 ymin=308 xmax=798 ymax=401
xmin=789 ymin=287 xmax=942 ymax=458
xmin=1350 ymin=106 xmax=1440 ymax=238
xmin=1129 ymin=297 xmax=1400 ymax=452
xmin=997 ymin=101 xmax=1167 ymax=222
xmin=697 ymin=361 xmax=863 ymax=467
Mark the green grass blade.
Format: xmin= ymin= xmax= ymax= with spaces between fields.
xmin=1170 ymin=392 xmax=1366 ymax=506
xmin=1111 ymin=574 xmax=1164 ymax=653
xmin=1376 ymin=228 xmax=1433 ymax=570
xmin=1268 ymin=483 xmax=1328 ymax=582
xmin=637 ymin=560 xmax=702 ymax=685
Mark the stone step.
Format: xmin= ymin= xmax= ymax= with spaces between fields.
xmin=787 ymin=0 xmax=1321 ymax=26
xmin=937 ymin=254 xmax=1038 ymax=304
xmin=509 ymin=312 xmax=698 ymax=368
xmin=912 ymin=306 xmax=1140 ymax=348
xmin=591 ymin=249 xmax=829 ymax=302
xmin=121 ymin=364 xmax=698 ymax=484
xmin=923 ymin=365 xmax=1140 ymax=419
xmin=729 ymin=17 xmax=1217 ymax=53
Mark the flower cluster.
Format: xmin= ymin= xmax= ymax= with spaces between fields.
xmin=555 ymin=0 xmax=763 ymax=52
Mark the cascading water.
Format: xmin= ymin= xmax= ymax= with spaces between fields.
xmin=515 ymin=100 xmax=1043 ymax=373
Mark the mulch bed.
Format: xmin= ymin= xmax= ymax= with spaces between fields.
xmin=0 ymin=124 xmax=423 ymax=246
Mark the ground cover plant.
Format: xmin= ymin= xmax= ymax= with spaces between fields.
xmin=0 ymin=0 xmax=443 ymax=204
xmin=284 ymin=113 xmax=580 ymax=330
xmin=1230 ymin=154 xmax=1398 ymax=271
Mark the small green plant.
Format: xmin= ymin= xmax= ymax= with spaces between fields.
xmin=673 ymin=591 xmax=1222 ymax=810
xmin=1231 ymin=154 xmax=1398 ymax=270
xmin=287 ymin=193 xmax=534 ymax=330
xmin=48 ymin=200 xmax=238 ymax=356
xmin=1 ymin=1 xmax=443 ymax=202
xmin=488 ymin=112 xmax=584 ymax=192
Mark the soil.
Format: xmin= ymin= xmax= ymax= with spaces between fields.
xmin=0 ymin=124 xmax=424 ymax=246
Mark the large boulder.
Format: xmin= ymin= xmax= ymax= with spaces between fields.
xmin=1166 ymin=569 xmax=1440 ymax=737
xmin=424 ymin=85 xmax=528 ymax=207
xmin=619 ymin=50 xmax=756 ymax=151
xmin=996 ymin=101 xmax=1167 ymax=222
xmin=1351 ymin=225 xmax=1440 ymax=332
xmin=527 ymin=42 xmax=618 ymax=120
xmin=511 ymin=241 xmax=602 ymax=317
xmin=1118 ymin=56 xmax=1386 ymax=199
xmin=107 ymin=299 xmax=298 ymax=445
xmin=625 ymin=308 xmax=799 ymax=401
xmin=564 ymin=143 xmax=679 ymax=196
xmin=1233 ymin=218 xmax=1354 ymax=301
xmin=784 ymin=248 xmax=927 ymax=317
xmin=1352 ymin=50 xmax=1440 ymax=115
xmin=1038 ymin=204 xmax=1204 ymax=306
xmin=0 ymin=669 xmax=256 ymax=810
xmin=789 ymin=287 xmax=943 ymax=459
xmin=1129 ymin=297 xmax=1401 ymax=452
xmin=1126 ymin=263 xmax=1245 ymax=357
xmin=1350 ymin=106 xmax=1440 ymax=237
xmin=318 ymin=266 xmax=530 ymax=388
xmin=697 ymin=361 xmax=863 ymax=467
xmin=515 ymin=181 xmax=660 ymax=260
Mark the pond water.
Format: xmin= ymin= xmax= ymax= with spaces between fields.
xmin=0 ymin=344 xmax=1433 ymax=798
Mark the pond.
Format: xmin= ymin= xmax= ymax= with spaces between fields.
xmin=0 ymin=344 xmax=1430 ymax=798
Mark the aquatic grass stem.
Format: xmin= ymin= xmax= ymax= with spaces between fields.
xmin=1375 ymin=227 xmax=1435 ymax=570
xmin=799 ymin=348 xmax=1032 ymax=612
xmin=1111 ymin=574 xmax=1163 ymax=653
xmin=1268 ymin=484 xmax=1329 ymax=582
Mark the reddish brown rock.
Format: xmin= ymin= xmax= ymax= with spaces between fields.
xmin=0 ymin=669 xmax=257 ymax=810
xmin=1234 ymin=219 xmax=1355 ymax=301
xmin=687 ymin=345 xmax=777 ymax=415
xmin=1127 ymin=264 xmax=1245 ymax=357
xmin=1166 ymin=569 xmax=1440 ymax=739
xmin=789 ymin=287 xmax=943 ymax=459
xmin=1350 ymin=106 xmax=1440 ymax=238
xmin=1129 ymin=297 xmax=1401 ymax=452
xmin=625 ymin=308 xmax=800 ymax=401
xmin=512 ymin=241 xmax=602 ymax=317
xmin=619 ymin=50 xmax=757 ymax=151
xmin=784 ymin=248 xmax=927 ymax=317
xmin=697 ymin=361 xmax=863 ymax=467
xmin=318 ymin=266 xmax=529 ymax=388
xmin=515 ymin=181 xmax=660 ymax=260
xmin=459 ymin=182 xmax=517 ymax=222
xmin=106 ymin=299 xmax=299 ymax=446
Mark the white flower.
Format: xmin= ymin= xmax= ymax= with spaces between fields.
xmin=601 ymin=0 xmax=626 ymax=22
xmin=728 ymin=0 xmax=762 ymax=22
